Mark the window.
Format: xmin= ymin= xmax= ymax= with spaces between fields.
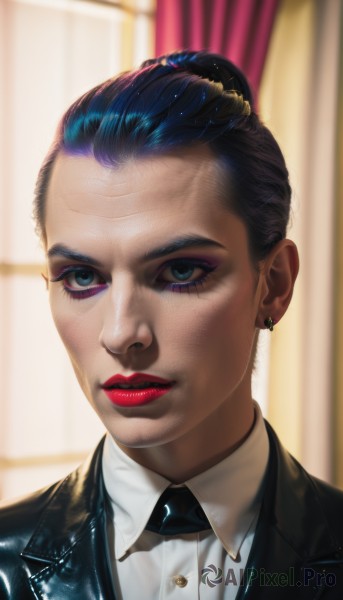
xmin=0 ymin=0 xmax=155 ymax=499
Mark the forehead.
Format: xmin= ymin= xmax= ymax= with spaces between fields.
xmin=45 ymin=147 xmax=245 ymax=255
xmin=47 ymin=146 xmax=224 ymax=208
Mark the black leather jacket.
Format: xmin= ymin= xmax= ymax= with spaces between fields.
xmin=1 ymin=423 xmax=343 ymax=599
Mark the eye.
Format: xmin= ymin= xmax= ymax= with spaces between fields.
xmin=156 ymin=259 xmax=216 ymax=292
xmin=68 ymin=269 xmax=97 ymax=288
xmin=163 ymin=262 xmax=203 ymax=282
xmin=50 ymin=266 xmax=107 ymax=299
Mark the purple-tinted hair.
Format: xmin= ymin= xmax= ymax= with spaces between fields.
xmin=34 ymin=50 xmax=291 ymax=260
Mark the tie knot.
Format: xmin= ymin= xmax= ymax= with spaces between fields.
xmin=145 ymin=486 xmax=211 ymax=535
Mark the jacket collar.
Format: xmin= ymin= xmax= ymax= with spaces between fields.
xmin=22 ymin=438 xmax=106 ymax=563
xmin=21 ymin=437 xmax=116 ymax=599
xmin=263 ymin=421 xmax=339 ymax=561
xmin=237 ymin=422 xmax=342 ymax=599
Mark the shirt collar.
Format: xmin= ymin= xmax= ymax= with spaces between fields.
xmin=102 ymin=401 xmax=269 ymax=560
xmin=102 ymin=434 xmax=170 ymax=559
xmin=187 ymin=401 xmax=269 ymax=558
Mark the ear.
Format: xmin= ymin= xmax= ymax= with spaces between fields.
xmin=41 ymin=270 xmax=49 ymax=290
xmin=256 ymin=239 xmax=299 ymax=329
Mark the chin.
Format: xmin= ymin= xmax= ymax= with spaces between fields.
xmin=106 ymin=416 xmax=185 ymax=450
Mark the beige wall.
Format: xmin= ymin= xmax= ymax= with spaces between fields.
xmin=260 ymin=0 xmax=341 ymax=483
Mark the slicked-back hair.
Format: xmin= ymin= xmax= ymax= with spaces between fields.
xmin=34 ymin=50 xmax=291 ymax=261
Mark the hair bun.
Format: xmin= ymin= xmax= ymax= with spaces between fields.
xmin=142 ymin=50 xmax=254 ymax=108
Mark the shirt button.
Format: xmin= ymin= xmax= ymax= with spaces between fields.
xmin=174 ymin=575 xmax=188 ymax=588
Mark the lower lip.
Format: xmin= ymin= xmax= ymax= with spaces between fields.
xmin=103 ymin=386 xmax=172 ymax=407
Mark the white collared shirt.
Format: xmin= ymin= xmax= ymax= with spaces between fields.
xmin=102 ymin=402 xmax=269 ymax=599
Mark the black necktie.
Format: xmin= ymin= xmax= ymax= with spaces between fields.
xmin=145 ymin=486 xmax=211 ymax=535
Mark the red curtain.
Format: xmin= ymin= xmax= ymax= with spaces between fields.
xmin=155 ymin=0 xmax=280 ymax=94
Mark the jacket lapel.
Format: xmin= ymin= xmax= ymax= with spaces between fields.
xmin=19 ymin=424 xmax=343 ymax=599
xmin=237 ymin=422 xmax=343 ymax=599
xmin=21 ymin=438 xmax=116 ymax=600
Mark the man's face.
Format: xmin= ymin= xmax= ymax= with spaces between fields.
xmin=45 ymin=147 xmax=263 ymax=474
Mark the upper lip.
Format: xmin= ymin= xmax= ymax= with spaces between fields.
xmin=101 ymin=373 xmax=173 ymax=388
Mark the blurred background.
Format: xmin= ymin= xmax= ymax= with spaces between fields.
xmin=0 ymin=0 xmax=342 ymax=500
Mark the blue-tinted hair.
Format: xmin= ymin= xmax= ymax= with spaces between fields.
xmin=34 ymin=50 xmax=291 ymax=260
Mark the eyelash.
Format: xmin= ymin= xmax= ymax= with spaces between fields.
xmin=156 ymin=259 xmax=216 ymax=293
xmin=50 ymin=266 xmax=107 ymax=300
xmin=49 ymin=259 xmax=217 ymax=300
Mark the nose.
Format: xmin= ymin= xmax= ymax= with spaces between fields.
xmin=99 ymin=281 xmax=153 ymax=355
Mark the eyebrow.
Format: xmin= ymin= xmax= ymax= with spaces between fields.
xmin=47 ymin=244 xmax=102 ymax=266
xmin=47 ymin=235 xmax=224 ymax=266
xmin=144 ymin=235 xmax=225 ymax=260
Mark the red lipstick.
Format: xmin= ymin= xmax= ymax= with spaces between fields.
xmin=101 ymin=373 xmax=174 ymax=407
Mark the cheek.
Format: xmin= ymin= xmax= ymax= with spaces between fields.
xmin=49 ymin=297 xmax=97 ymax=364
xmin=51 ymin=310 xmax=98 ymax=398
xmin=161 ymin=284 xmax=257 ymax=372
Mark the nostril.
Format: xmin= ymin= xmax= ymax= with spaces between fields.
xmin=130 ymin=342 xmax=144 ymax=349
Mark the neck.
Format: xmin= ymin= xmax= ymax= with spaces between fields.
xmin=117 ymin=399 xmax=255 ymax=483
